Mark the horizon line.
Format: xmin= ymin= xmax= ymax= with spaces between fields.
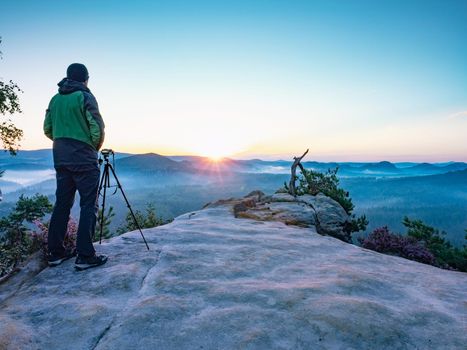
xmin=7 ymin=148 xmax=467 ymax=164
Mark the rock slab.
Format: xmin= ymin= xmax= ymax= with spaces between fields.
xmin=0 ymin=206 xmax=466 ymax=349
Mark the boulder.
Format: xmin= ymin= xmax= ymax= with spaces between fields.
xmin=235 ymin=191 xmax=350 ymax=241
xmin=299 ymin=194 xmax=350 ymax=242
xmin=237 ymin=201 xmax=316 ymax=227
xmin=268 ymin=192 xmax=297 ymax=202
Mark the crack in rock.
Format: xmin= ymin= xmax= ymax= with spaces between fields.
xmin=92 ymin=249 xmax=162 ymax=350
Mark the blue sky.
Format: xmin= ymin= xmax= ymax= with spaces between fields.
xmin=1 ymin=0 xmax=466 ymax=161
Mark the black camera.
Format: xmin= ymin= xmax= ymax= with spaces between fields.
xmin=101 ymin=148 xmax=114 ymax=156
xmin=99 ymin=149 xmax=114 ymax=164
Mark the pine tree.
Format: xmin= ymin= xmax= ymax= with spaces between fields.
xmin=116 ymin=203 xmax=163 ymax=235
xmin=95 ymin=206 xmax=115 ymax=241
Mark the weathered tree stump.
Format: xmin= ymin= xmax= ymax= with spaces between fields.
xmin=288 ymin=149 xmax=309 ymax=196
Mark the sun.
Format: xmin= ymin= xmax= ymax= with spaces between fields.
xmin=203 ymin=150 xmax=229 ymax=162
xmin=184 ymin=131 xmax=249 ymax=162
xmin=208 ymin=155 xmax=224 ymax=162
xmin=192 ymin=144 xmax=239 ymax=162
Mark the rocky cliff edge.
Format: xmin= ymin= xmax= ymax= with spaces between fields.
xmin=0 ymin=192 xmax=466 ymax=349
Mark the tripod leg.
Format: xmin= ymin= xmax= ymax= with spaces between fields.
xmin=97 ymin=165 xmax=106 ymax=241
xmin=98 ymin=165 xmax=109 ymax=244
xmin=107 ymin=164 xmax=150 ymax=250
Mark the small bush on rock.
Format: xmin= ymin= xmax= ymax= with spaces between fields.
xmin=31 ymin=218 xmax=78 ymax=258
xmin=0 ymin=194 xmax=52 ymax=278
xmin=361 ymin=221 xmax=467 ymax=272
xmin=292 ymin=167 xmax=368 ymax=235
xmin=297 ymin=167 xmax=353 ymax=213
xmin=403 ymin=217 xmax=466 ymax=271
xmin=359 ymin=226 xmax=435 ymax=265
xmin=116 ymin=203 xmax=164 ymax=235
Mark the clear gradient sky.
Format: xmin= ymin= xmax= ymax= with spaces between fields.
xmin=1 ymin=0 xmax=466 ymax=161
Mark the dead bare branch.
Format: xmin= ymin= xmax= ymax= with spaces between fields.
xmin=288 ymin=148 xmax=309 ymax=196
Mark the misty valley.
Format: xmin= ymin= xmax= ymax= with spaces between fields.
xmin=1 ymin=150 xmax=466 ymax=247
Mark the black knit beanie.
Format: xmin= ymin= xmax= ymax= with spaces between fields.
xmin=66 ymin=63 xmax=89 ymax=82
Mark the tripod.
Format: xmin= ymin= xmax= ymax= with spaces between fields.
xmin=97 ymin=149 xmax=150 ymax=250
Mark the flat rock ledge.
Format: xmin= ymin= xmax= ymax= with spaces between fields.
xmin=0 ymin=202 xmax=466 ymax=349
xmin=206 ymin=190 xmax=351 ymax=242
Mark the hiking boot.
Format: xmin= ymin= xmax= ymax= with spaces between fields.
xmin=74 ymin=254 xmax=108 ymax=271
xmin=48 ymin=248 xmax=77 ymax=267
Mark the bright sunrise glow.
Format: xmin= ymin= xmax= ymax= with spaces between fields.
xmin=188 ymin=136 xmax=247 ymax=161
xmin=1 ymin=1 xmax=466 ymax=161
xmin=207 ymin=156 xmax=223 ymax=162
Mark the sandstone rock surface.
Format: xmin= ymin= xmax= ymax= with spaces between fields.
xmin=0 ymin=205 xmax=466 ymax=349
xmin=229 ymin=191 xmax=350 ymax=241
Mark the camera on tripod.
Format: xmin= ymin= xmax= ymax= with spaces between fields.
xmin=100 ymin=148 xmax=114 ymax=158
xmin=97 ymin=148 xmax=150 ymax=250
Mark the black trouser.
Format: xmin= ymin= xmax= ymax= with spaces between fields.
xmin=48 ymin=167 xmax=100 ymax=257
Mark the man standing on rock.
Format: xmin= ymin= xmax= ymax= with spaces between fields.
xmin=43 ymin=63 xmax=108 ymax=270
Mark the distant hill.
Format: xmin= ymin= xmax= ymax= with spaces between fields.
xmin=0 ymin=149 xmax=134 ymax=171
xmin=401 ymin=163 xmax=441 ymax=175
xmin=302 ymin=161 xmax=340 ymax=170
xmin=414 ymin=168 xmax=467 ymax=185
xmin=359 ymin=161 xmax=399 ymax=172
xmin=441 ymin=162 xmax=467 ymax=172
xmin=116 ymin=153 xmax=190 ymax=172
xmin=0 ymin=149 xmax=52 ymax=161
xmin=119 ymin=154 xmax=249 ymax=174
xmin=0 ymin=149 xmax=53 ymax=169
xmin=394 ymin=162 xmax=418 ymax=168
xmin=404 ymin=162 xmax=467 ymax=174
xmin=167 ymin=155 xmax=207 ymax=162
xmin=0 ymin=179 xmax=21 ymax=196
xmin=407 ymin=163 xmax=438 ymax=171
xmin=0 ymin=163 xmax=51 ymax=171
xmin=165 ymin=156 xmax=253 ymax=173
xmin=344 ymin=169 xmax=467 ymax=196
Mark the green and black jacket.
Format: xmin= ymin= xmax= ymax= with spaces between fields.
xmin=44 ymin=78 xmax=105 ymax=169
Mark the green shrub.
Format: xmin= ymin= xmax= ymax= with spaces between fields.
xmin=403 ymin=217 xmax=467 ymax=271
xmin=297 ymin=167 xmax=354 ymax=213
xmin=291 ymin=167 xmax=368 ymax=234
xmin=0 ymin=194 xmax=52 ymax=277
xmin=95 ymin=206 xmax=115 ymax=241
xmin=116 ymin=203 xmax=164 ymax=235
